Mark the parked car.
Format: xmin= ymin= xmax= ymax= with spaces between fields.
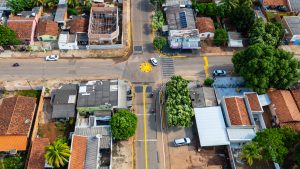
xmin=174 ymin=137 xmax=191 ymax=146
xmin=150 ymin=57 xmax=158 ymax=66
xmin=45 ymin=54 xmax=59 ymax=61
xmin=213 ymin=70 xmax=226 ymax=76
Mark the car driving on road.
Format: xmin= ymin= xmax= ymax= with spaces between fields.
xmin=150 ymin=57 xmax=158 ymax=66
xmin=213 ymin=69 xmax=226 ymax=76
xmin=174 ymin=137 xmax=191 ymax=146
xmin=45 ymin=54 xmax=59 ymax=61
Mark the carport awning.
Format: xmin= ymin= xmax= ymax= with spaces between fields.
xmin=195 ymin=107 xmax=230 ymax=147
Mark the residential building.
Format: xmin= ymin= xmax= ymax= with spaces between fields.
xmin=36 ymin=19 xmax=58 ymax=41
xmin=26 ymin=138 xmax=50 ymax=169
xmin=51 ymin=84 xmax=78 ymax=119
xmin=58 ymin=31 xmax=79 ymax=50
xmin=268 ymin=89 xmax=300 ymax=132
xmin=54 ymin=0 xmax=68 ymax=27
xmin=0 ymin=96 xmax=36 ymax=152
xmin=163 ymin=0 xmax=192 ymax=7
xmin=282 ymin=16 xmax=300 ymax=45
xmin=88 ymin=6 xmax=119 ymax=45
xmin=227 ymin=32 xmax=244 ymax=47
xmin=195 ymin=17 xmax=215 ymax=40
xmin=7 ymin=7 xmax=42 ymax=44
xmin=76 ymin=80 xmax=128 ymax=116
xmin=165 ymin=5 xmax=200 ymax=49
xmin=0 ymin=0 xmax=9 ymax=19
xmin=260 ymin=0 xmax=289 ymax=10
xmin=288 ymin=0 xmax=300 ymax=13
xmin=69 ymin=16 xmax=89 ymax=46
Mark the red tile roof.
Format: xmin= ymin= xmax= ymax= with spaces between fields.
xmin=225 ymin=97 xmax=251 ymax=126
xmin=196 ymin=17 xmax=215 ymax=33
xmin=69 ymin=17 xmax=89 ymax=33
xmin=0 ymin=135 xmax=28 ymax=151
xmin=268 ymin=90 xmax=300 ymax=123
xmin=27 ymin=138 xmax=50 ymax=169
xmin=245 ymin=93 xmax=263 ymax=112
xmin=7 ymin=17 xmax=35 ymax=40
xmin=263 ymin=0 xmax=288 ymax=6
xmin=291 ymin=89 xmax=300 ymax=110
xmin=69 ymin=135 xmax=87 ymax=169
xmin=0 ymin=96 xmax=36 ymax=136
xmin=36 ymin=20 xmax=58 ymax=36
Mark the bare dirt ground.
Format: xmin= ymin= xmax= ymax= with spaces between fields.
xmin=39 ymin=122 xmax=64 ymax=143
xmin=112 ymin=139 xmax=133 ymax=169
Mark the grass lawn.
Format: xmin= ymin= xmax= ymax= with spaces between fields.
xmin=16 ymin=90 xmax=41 ymax=99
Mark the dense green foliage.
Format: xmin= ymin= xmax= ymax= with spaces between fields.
xmin=213 ymin=28 xmax=228 ymax=46
xmin=110 ymin=109 xmax=138 ymax=140
xmin=204 ymin=78 xmax=214 ymax=87
xmin=192 ymin=2 xmax=216 ymax=17
xmin=218 ymin=0 xmax=252 ymax=17
xmin=241 ymin=128 xmax=299 ymax=165
xmin=249 ymin=18 xmax=284 ymax=47
xmin=166 ymin=76 xmax=194 ymax=127
xmin=7 ymin=0 xmax=34 ymax=14
xmin=152 ymin=11 xmax=165 ymax=31
xmin=232 ymin=43 xmax=300 ymax=93
xmin=68 ymin=8 xmax=78 ymax=15
xmin=0 ymin=26 xmax=21 ymax=46
xmin=153 ymin=36 xmax=167 ymax=51
xmin=45 ymin=139 xmax=70 ymax=168
xmin=67 ymin=0 xmax=78 ymax=7
xmin=150 ymin=0 xmax=165 ymax=9
xmin=230 ymin=6 xmax=255 ymax=33
xmin=1 ymin=155 xmax=26 ymax=169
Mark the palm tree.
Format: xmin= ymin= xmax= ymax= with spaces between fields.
xmin=240 ymin=142 xmax=262 ymax=166
xmin=45 ymin=139 xmax=70 ymax=168
xmin=45 ymin=0 xmax=59 ymax=9
xmin=31 ymin=0 xmax=45 ymax=6
xmin=67 ymin=0 xmax=79 ymax=7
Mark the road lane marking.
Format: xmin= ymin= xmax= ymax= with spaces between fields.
xmin=159 ymin=89 xmax=166 ymax=169
xmin=203 ymin=55 xmax=209 ymax=78
xmin=135 ymin=139 xmax=158 ymax=142
xmin=143 ymin=85 xmax=149 ymax=169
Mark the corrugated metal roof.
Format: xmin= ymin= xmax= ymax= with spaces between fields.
xmin=227 ymin=128 xmax=256 ymax=142
xmin=85 ymin=136 xmax=99 ymax=169
xmin=194 ymin=107 xmax=230 ymax=147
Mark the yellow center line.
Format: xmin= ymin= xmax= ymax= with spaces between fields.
xmin=203 ymin=55 xmax=209 ymax=78
xmin=143 ymin=85 xmax=149 ymax=169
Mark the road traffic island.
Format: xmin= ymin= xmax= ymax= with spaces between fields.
xmin=140 ymin=62 xmax=153 ymax=73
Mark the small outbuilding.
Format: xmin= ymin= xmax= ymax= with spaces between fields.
xmin=196 ymin=17 xmax=215 ymax=40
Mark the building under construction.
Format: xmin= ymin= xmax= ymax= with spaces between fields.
xmin=88 ymin=6 xmax=119 ymax=45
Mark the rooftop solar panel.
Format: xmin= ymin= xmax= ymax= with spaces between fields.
xmin=179 ymin=11 xmax=187 ymax=28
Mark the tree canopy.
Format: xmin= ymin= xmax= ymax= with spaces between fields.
xmin=0 ymin=26 xmax=21 ymax=46
xmin=192 ymin=2 xmax=217 ymax=17
xmin=214 ymin=28 xmax=228 ymax=46
xmin=249 ymin=18 xmax=284 ymax=47
xmin=152 ymin=11 xmax=165 ymax=31
xmin=230 ymin=5 xmax=255 ymax=33
xmin=153 ymin=36 xmax=167 ymax=51
xmin=7 ymin=0 xmax=34 ymax=14
xmin=232 ymin=43 xmax=300 ymax=93
xmin=110 ymin=109 xmax=138 ymax=140
xmin=166 ymin=76 xmax=194 ymax=127
xmin=150 ymin=0 xmax=165 ymax=9
xmin=241 ymin=127 xmax=299 ymax=165
xmin=45 ymin=138 xmax=70 ymax=168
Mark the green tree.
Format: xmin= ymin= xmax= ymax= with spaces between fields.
xmin=166 ymin=76 xmax=194 ymax=127
xmin=152 ymin=11 xmax=165 ymax=31
xmin=241 ymin=142 xmax=262 ymax=166
xmin=67 ymin=0 xmax=78 ymax=7
xmin=0 ymin=26 xmax=21 ymax=45
xmin=204 ymin=78 xmax=214 ymax=87
xmin=110 ymin=109 xmax=138 ymax=140
xmin=219 ymin=0 xmax=238 ymax=14
xmin=192 ymin=2 xmax=216 ymax=17
xmin=153 ymin=36 xmax=167 ymax=51
xmin=232 ymin=43 xmax=299 ymax=93
xmin=45 ymin=138 xmax=70 ymax=168
xmin=214 ymin=28 xmax=228 ymax=46
xmin=7 ymin=0 xmax=34 ymax=14
xmin=150 ymin=0 xmax=165 ymax=9
xmin=230 ymin=6 xmax=255 ymax=33
xmin=45 ymin=0 xmax=59 ymax=9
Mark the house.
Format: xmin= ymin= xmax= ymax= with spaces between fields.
xmin=69 ymin=17 xmax=89 ymax=46
xmin=54 ymin=0 xmax=68 ymax=27
xmin=58 ymin=31 xmax=79 ymax=50
xmin=260 ymin=0 xmax=289 ymax=11
xmin=36 ymin=19 xmax=58 ymax=41
xmin=165 ymin=5 xmax=200 ymax=49
xmin=268 ymin=89 xmax=300 ymax=132
xmin=227 ymin=32 xmax=244 ymax=47
xmin=0 ymin=96 xmax=36 ymax=152
xmin=0 ymin=0 xmax=10 ymax=19
xmin=26 ymin=138 xmax=50 ymax=169
xmin=7 ymin=7 xmax=42 ymax=44
xmin=51 ymin=84 xmax=78 ymax=119
xmin=282 ymin=16 xmax=300 ymax=45
xmin=196 ymin=17 xmax=215 ymax=40
xmin=76 ymin=80 xmax=128 ymax=116
xmin=288 ymin=0 xmax=300 ymax=13
xmin=163 ymin=0 xmax=192 ymax=7
xmin=88 ymin=6 xmax=119 ymax=45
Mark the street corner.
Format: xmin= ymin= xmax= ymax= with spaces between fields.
xmin=140 ymin=62 xmax=153 ymax=73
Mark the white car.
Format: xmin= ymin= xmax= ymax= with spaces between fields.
xmin=213 ymin=70 xmax=226 ymax=76
xmin=45 ymin=54 xmax=59 ymax=61
xmin=174 ymin=137 xmax=191 ymax=146
xmin=150 ymin=57 xmax=158 ymax=66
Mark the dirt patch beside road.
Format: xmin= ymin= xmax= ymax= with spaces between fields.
xmin=112 ymin=139 xmax=133 ymax=169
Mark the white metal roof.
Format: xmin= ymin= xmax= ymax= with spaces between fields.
xmin=194 ymin=106 xmax=230 ymax=147
xmin=227 ymin=128 xmax=256 ymax=142
xmin=258 ymin=94 xmax=271 ymax=106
